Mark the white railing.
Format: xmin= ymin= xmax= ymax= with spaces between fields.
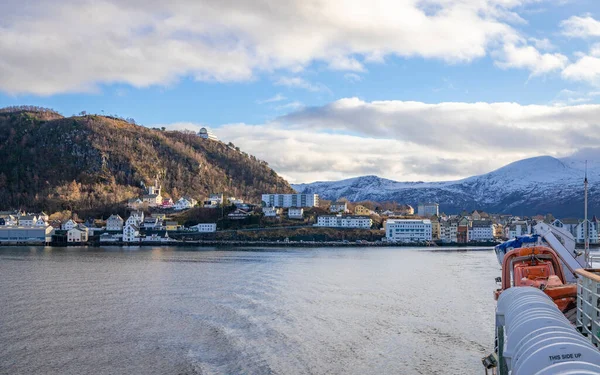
xmin=576 ymin=268 xmax=600 ymax=347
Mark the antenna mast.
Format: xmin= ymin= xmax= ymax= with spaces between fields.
xmin=585 ymin=160 xmax=590 ymax=267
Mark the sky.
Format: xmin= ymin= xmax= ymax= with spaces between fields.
xmin=1 ymin=0 xmax=600 ymax=183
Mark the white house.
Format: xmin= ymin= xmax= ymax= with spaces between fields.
xmin=99 ymin=233 xmax=122 ymax=243
xmin=34 ymin=218 xmax=48 ymax=227
xmin=329 ymin=202 xmax=349 ymax=213
xmin=576 ymin=218 xmax=599 ymax=244
xmin=175 ymin=197 xmax=194 ymax=210
xmin=288 ymin=208 xmax=304 ymax=219
xmin=67 ymin=226 xmax=89 ymax=243
xmin=106 ymin=214 xmax=124 ymax=231
xmin=386 ymin=219 xmax=432 ymax=243
xmin=507 ymin=221 xmax=530 ymax=238
xmin=18 ymin=215 xmax=37 ymax=227
xmin=127 ymin=198 xmax=142 ymax=208
xmin=315 ymin=215 xmax=372 ymax=229
xmin=123 ymin=224 xmax=140 ymax=242
xmin=469 ymin=220 xmax=495 ymax=241
xmin=263 ymin=207 xmax=281 ymax=217
xmin=62 ymin=219 xmax=78 ymax=231
xmin=142 ymin=217 xmax=162 ymax=230
xmin=190 ymin=223 xmax=217 ymax=233
xmin=262 ymin=194 xmax=319 ymax=208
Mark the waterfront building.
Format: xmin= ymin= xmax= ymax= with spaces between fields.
xmin=123 ymin=224 xmax=140 ymax=242
xmin=0 ymin=226 xmax=54 ymax=243
xmin=386 ymin=219 xmax=432 ymax=243
xmin=62 ymin=219 xmax=78 ymax=231
xmin=190 ymin=223 xmax=217 ymax=233
xmin=469 ymin=220 xmax=495 ymax=241
xmin=440 ymin=219 xmax=458 ymax=243
xmin=430 ymin=215 xmax=441 ymax=240
xmin=106 ymin=214 xmax=124 ymax=231
xmin=288 ymin=208 xmax=304 ymax=219
xmin=507 ymin=221 xmax=530 ymax=238
xmin=315 ymin=215 xmax=372 ymax=229
xmin=99 ymin=233 xmax=122 ymax=243
xmin=18 ymin=215 xmax=37 ymax=227
xmin=67 ymin=226 xmax=89 ymax=243
xmin=329 ymin=201 xmax=349 ymax=213
xmin=198 ymin=127 xmax=218 ymax=141
xmin=576 ymin=217 xmax=600 ymax=244
xmin=417 ymin=202 xmax=439 ymax=217
xmin=262 ymin=193 xmax=319 ymax=208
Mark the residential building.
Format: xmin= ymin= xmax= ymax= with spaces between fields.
xmin=397 ymin=205 xmax=415 ymax=215
xmin=508 ymin=221 xmax=530 ymax=238
xmin=106 ymin=214 xmax=124 ymax=231
xmin=18 ymin=215 xmax=37 ymax=227
xmin=67 ymin=226 xmax=89 ymax=243
xmin=198 ymin=127 xmax=218 ymax=141
xmin=165 ymin=221 xmax=179 ymax=231
xmin=142 ymin=178 xmax=163 ymax=207
xmin=161 ymin=198 xmax=174 ymax=208
xmin=430 ymin=216 xmax=441 ymax=240
xmin=329 ymin=201 xmax=349 ymax=213
xmin=440 ymin=219 xmax=458 ymax=243
xmin=142 ymin=232 xmax=173 ymax=243
xmin=62 ymin=219 xmax=78 ymax=231
xmin=386 ymin=219 xmax=432 ymax=243
xmin=354 ymin=205 xmax=373 ymax=216
xmin=142 ymin=217 xmax=162 ymax=230
xmin=315 ymin=215 xmax=372 ymax=229
xmin=126 ymin=211 xmax=144 ymax=226
xmin=0 ymin=226 xmax=54 ymax=243
xmin=576 ymin=218 xmax=599 ymax=244
xmin=99 ymin=233 xmax=123 ymax=243
xmin=127 ymin=198 xmax=142 ymax=208
xmin=288 ymin=208 xmax=304 ymax=219
xmin=123 ymin=224 xmax=140 ymax=242
xmin=175 ymin=197 xmax=194 ymax=210
xmin=228 ymin=209 xmax=250 ymax=220
xmin=190 ymin=223 xmax=217 ymax=233
xmin=457 ymin=217 xmax=470 ymax=244
xmin=470 ymin=220 xmax=495 ymax=241
xmin=417 ymin=203 xmax=439 ymax=217
xmin=262 ymin=194 xmax=319 ymax=208
xmin=34 ymin=218 xmax=48 ymax=227
xmin=263 ymin=207 xmax=281 ymax=217
xmin=151 ymin=213 xmax=167 ymax=220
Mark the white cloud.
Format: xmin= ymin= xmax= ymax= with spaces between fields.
xmin=496 ymin=42 xmax=568 ymax=75
xmin=343 ymin=73 xmax=363 ymax=83
xmin=0 ymin=0 xmax=552 ymax=95
xmin=561 ymin=15 xmax=600 ymax=38
xmin=562 ymin=44 xmax=600 ymax=85
xmin=528 ymin=37 xmax=556 ymax=51
xmin=258 ymin=93 xmax=287 ymax=104
xmin=160 ymin=98 xmax=600 ymax=183
xmin=274 ymin=77 xmax=330 ymax=92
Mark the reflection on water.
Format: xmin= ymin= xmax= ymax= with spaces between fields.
xmin=0 ymin=246 xmax=499 ymax=375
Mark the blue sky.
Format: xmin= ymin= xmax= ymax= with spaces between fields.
xmin=1 ymin=0 xmax=600 ymax=182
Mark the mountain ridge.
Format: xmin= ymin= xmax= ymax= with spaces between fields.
xmin=292 ymin=155 xmax=597 ymax=217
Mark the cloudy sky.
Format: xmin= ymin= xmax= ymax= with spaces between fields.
xmin=1 ymin=0 xmax=600 ymax=183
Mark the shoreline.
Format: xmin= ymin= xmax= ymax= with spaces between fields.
xmin=0 ymin=240 xmax=500 ymax=248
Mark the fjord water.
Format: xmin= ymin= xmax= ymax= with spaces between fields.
xmin=0 ymin=246 xmax=498 ymax=375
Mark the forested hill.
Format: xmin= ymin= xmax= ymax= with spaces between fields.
xmin=0 ymin=107 xmax=293 ymax=213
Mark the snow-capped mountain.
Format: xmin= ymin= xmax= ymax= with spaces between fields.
xmin=292 ymin=155 xmax=600 ymax=217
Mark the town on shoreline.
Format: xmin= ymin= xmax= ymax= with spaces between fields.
xmin=1 ymin=182 xmax=598 ymax=248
